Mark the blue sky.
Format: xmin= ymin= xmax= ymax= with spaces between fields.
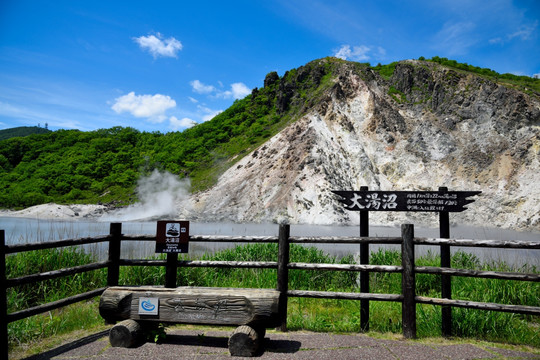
xmin=1 ymin=0 xmax=538 ymax=133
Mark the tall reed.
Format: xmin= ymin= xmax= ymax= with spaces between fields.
xmin=6 ymin=247 xmax=107 ymax=346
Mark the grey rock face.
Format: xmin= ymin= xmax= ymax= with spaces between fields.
xmin=188 ymin=60 xmax=540 ymax=231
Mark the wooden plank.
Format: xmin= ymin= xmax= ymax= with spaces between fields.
xmin=439 ymin=187 xmax=452 ymax=337
xmin=415 ymin=266 xmax=540 ymax=282
xmin=288 ymin=263 xmax=402 ymax=273
xmin=287 ymin=290 xmax=403 ymax=302
xmin=359 ymin=186 xmax=370 ymax=332
xmin=401 ymin=224 xmax=416 ymax=339
xmin=414 ymin=237 xmax=540 ymax=249
xmin=190 ymin=235 xmax=278 ymax=243
xmin=7 ymin=288 xmax=107 ymax=323
xmin=180 ymin=260 xmax=278 ymax=269
xmin=121 ymin=234 xmax=279 ymax=243
xmin=6 ymin=261 xmax=108 ymax=288
xmin=107 ymin=223 xmax=122 ymax=287
xmin=416 ymin=296 xmax=540 ymax=316
xmin=119 ymin=259 xmax=167 ymax=267
xmin=5 ymin=235 xmax=111 ymax=254
xmin=277 ymin=224 xmax=290 ymax=332
xmin=165 ymin=253 xmax=177 ymax=288
xmin=290 ymin=236 xmax=402 ymax=244
xmin=120 ymin=259 xmax=278 ymax=269
xmin=99 ymin=286 xmax=281 ymax=328
xmin=1 ymin=230 xmax=8 ymax=360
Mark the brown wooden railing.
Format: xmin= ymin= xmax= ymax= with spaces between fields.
xmin=2 ymin=223 xmax=539 ymax=359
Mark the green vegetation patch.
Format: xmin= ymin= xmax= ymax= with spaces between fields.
xmin=0 ymin=59 xmax=344 ymax=209
xmin=7 ymin=245 xmax=539 ymax=351
xmin=0 ymin=126 xmax=51 ymax=141
xmin=371 ymin=62 xmax=397 ymax=79
xmin=388 ymin=85 xmax=407 ymax=103
xmin=425 ymin=56 xmax=540 ymax=95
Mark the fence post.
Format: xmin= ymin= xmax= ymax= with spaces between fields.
xmin=1 ymin=230 xmax=8 ymax=360
xmin=107 ymin=223 xmax=122 ymax=287
xmin=277 ymin=223 xmax=290 ymax=332
xmin=359 ymin=186 xmax=370 ymax=331
xmin=401 ymin=224 xmax=416 ymax=339
xmin=439 ymin=187 xmax=452 ymax=336
xmin=165 ymin=253 xmax=178 ymax=288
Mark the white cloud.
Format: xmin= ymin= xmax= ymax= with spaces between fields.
xmin=191 ymin=80 xmax=251 ymax=100
xmin=188 ymin=96 xmax=198 ymax=103
xmin=231 ymin=82 xmax=251 ymax=99
xmin=334 ymin=44 xmax=371 ymax=61
xmin=376 ymin=46 xmax=386 ymax=58
xmin=190 ymin=80 xmax=216 ymax=94
xmin=196 ymin=104 xmax=222 ymax=122
xmin=133 ymin=33 xmax=182 ymax=58
xmin=169 ymin=116 xmax=197 ymax=130
xmin=432 ymin=21 xmax=477 ymax=55
xmin=490 ymin=21 xmax=538 ymax=45
xmin=112 ymin=92 xmax=176 ymax=123
xmin=202 ymin=110 xmax=222 ymax=122
xmin=0 ymin=101 xmax=82 ymax=129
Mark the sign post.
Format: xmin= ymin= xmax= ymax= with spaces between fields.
xmin=359 ymin=186 xmax=369 ymax=332
xmin=332 ymin=189 xmax=481 ymax=335
xmin=438 ymin=187 xmax=452 ymax=337
xmin=156 ymin=221 xmax=190 ymax=288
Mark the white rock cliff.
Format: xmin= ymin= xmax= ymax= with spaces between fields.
xmin=188 ymin=59 xmax=540 ymax=231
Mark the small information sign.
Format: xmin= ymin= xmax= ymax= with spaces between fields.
xmin=332 ymin=190 xmax=481 ymax=212
xmin=138 ymin=297 xmax=159 ymax=315
xmin=155 ymin=220 xmax=189 ymax=253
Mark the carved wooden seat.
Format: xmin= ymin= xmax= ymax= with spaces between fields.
xmin=99 ymin=286 xmax=281 ymax=356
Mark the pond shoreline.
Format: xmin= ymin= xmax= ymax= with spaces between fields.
xmin=1 ymin=214 xmax=538 ymax=266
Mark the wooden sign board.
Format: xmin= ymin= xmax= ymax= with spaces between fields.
xmin=155 ymin=220 xmax=189 ymax=253
xmin=332 ymin=190 xmax=481 ymax=212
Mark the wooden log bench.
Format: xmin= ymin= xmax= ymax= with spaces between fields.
xmin=99 ymin=286 xmax=281 ymax=357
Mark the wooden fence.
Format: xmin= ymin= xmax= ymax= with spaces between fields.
xmin=1 ymin=223 xmax=540 ymax=359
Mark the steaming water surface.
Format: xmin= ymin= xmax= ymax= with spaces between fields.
xmin=1 ymin=217 xmax=538 ymax=266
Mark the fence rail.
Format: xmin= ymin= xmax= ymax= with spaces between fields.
xmin=1 ymin=223 xmax=539 ymax=360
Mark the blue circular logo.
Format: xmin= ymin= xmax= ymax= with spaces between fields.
xmin=141 ymin=300 xmax=156 ymax=311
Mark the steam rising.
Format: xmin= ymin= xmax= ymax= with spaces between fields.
xmin=101 ymin=170 xmax=191 ymax=221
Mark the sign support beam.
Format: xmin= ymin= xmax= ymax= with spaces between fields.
xmin=439 ymin=187 xmax=452 ymax=337
xmin=333 ymin=188 xmax=481 ymax=337
xmin=359 ymin=186 xmax=369 ymax=332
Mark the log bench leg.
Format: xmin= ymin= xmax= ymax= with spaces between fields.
xmin=228 ymin=325 xmax=261 ymax=357
xmin=109 ymin=319 xmax=144 ymax=348
xmin=255 ymin=326 xmax=266 ymax=339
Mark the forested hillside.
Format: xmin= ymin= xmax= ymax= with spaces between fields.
xmin=0 ymin=126 xmax=51 ymax=141
xmin=1 ymin=57 xmax=538 ymax=210
xmin=0 ymin=58 xmax=342 ymax=208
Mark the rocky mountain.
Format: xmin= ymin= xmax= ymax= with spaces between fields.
xmin=187 ymin=58 xmax=540 ymax=231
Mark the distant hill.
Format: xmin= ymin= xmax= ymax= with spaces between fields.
xmin=0 ymin=126 xmax=51 ymax=141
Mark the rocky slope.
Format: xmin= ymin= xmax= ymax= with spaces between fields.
xmin=188 ymin=58 xmax=540 ymax=231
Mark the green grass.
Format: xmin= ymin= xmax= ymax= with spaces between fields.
xmin=6 ymin=244 xmax=540 ymax=352
xmin=6 ymin=247 xmax=107 ymax=346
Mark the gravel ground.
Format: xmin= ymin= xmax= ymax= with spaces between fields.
xmin=18 ymin=328 xmax=540 ymax=360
